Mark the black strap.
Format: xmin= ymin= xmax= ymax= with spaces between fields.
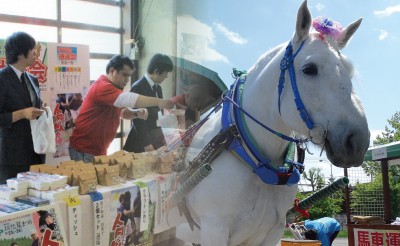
xmin=177 ymin=124 xmax=238 ymax=230
xmin=180 ymin=124 xmax=238 ymax=183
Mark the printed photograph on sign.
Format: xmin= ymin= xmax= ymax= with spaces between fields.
xmin=0 ymin=204 xmax=67 ymax=246
xmin=109 ymin=186 xmax=138 ymax=246
xmin=52 ymin=92 xmax=84 ymax=158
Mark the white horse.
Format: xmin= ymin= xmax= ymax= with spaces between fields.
xmin=175 ymin=1 xmax=370 ymax=245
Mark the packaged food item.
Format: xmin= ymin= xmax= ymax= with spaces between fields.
xmin=95 ymin=165 xmax=120 ymax=186
xmin=76 ymin=172 xmax=97 ymax=195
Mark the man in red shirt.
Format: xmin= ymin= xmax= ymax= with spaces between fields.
xmin=69 ymin=55 xmax=174 ymax=162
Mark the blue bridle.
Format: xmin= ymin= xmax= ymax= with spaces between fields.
xmin=220 ymin=39 xmax=316 ymax=186
xmin=278 ymin=40 xmax=315 ymax=130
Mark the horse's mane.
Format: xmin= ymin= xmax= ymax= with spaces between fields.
xmin=340 ymin=54 xmax=355 ymax=79
xmin=247 ymin=43 xmax=286 ymax=75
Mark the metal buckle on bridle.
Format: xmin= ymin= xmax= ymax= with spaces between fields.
xmin=308 ymin=124 xmax=327 ymax=145
xmin=298 ymin=124 xmax=327 ymax=156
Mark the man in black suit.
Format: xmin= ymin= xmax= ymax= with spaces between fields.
xmin=123 ymin=54 xmax=173 ymax=153
xmin=0 ymin=32 xmax=45 ymax=183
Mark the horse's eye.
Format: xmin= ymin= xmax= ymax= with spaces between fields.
xmin=302 ymin=64 xmax=318 ymax=75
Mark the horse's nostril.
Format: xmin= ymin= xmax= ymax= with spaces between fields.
xmin=346 ymin=133 xmax=355 ymax=153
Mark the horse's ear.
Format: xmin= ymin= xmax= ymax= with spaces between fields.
xmin=293 ymin=0 xmax=312 ymax=44
xmin=337 ymin=18 xmax=362 ymax=50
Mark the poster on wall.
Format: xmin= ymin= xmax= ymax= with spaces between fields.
xmin=0 ymin=203 xmax=68 ymax=246
xmin=46 ymin=43 xmax=90 ymax=159
xmin=0 ymin=40 xmax=90 ymax=160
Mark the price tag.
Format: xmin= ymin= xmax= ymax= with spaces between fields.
xmin=65 ymin=196 xmax=81 ymax=206
xmin=88 ymin=192 xmax=103 ymax=202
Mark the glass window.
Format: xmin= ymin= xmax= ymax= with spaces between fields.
xmin=62 ymin=28 xmax=120 ymax=54
xmin=61 ymin=0 xmax=120 ymax=28
xmin=107 ymin=138 xmax=121 ymax=155
xmin=0 ymin=0 xmax=57 ymax=20
xmin=0 ymin=22 xmax=58 ymax=42
xmin=90 ymin=59 xmax=109 ymax=81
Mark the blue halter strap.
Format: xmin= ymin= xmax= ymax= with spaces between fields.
xmin=221 ymin=74 xmax=302 ymax=186
xmin=278 ymin=40 xmax=315 ymax=130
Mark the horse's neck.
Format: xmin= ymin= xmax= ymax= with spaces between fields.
xmin=247 ymin=43 xmax=285 ymax=76
xmin=241 ymin=43 xmax=291 ymax=165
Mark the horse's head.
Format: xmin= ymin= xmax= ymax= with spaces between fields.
xmin=279 ymin=0 xmax=369 ymax=168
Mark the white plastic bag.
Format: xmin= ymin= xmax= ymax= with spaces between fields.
xmin=30 ymin=106 xmax=56 ymax=154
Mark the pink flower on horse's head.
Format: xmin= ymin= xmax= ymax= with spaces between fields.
xmin=312 ymin=16 xmax=343 ymax=40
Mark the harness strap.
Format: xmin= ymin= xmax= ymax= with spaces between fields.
xmin=180 ymin=124 xmax=238 ymax=183
xmin=177 ymin=124 xmax=239 ymax=231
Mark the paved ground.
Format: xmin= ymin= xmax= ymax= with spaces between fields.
xmin=332 ymin=238 xmax=349 ymax=246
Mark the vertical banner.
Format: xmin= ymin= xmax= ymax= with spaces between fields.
xmin=65 ymin=196 xmax=82 ymax=244
xmin=154 ymin=175 xmax=172 ymax=234
xmin=109 ymin=186 xmax=138 ymax=246
xmin=47 ymin=43 xmax=90 ymax=159
xmin=157 ymin=177 xmax=169 ymax=230
xmin=0 ymin=203 xmax=67 ymax=246
xmin=133 ymin=180 xmax=157 ymax=246
xmin=138 ymin=185 xmax=150 ymax=233
xmin=89 ymin=192 xmax=106 ymax=246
